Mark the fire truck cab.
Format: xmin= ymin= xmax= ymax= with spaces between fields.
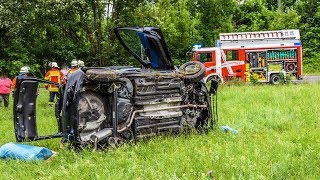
xmin=193 ymin=29 xmax=303 ymax=84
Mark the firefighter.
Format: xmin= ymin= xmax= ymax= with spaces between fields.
xmin=44 ymin=62 xmax=64 ymax=105
xmin=67 ymin=60 xmax=79 ymax=76
xmin=78 ymin=60 xmax=85 ymax=67
xmin=11 ymin=66 xmax=30 ymax=93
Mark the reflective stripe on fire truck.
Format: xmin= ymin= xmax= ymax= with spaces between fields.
xmin=220 ymin=50 xmax=237 ymax=76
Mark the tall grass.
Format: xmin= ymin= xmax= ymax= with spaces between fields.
xmin=0 ymin=84 xmax=319 ymax=179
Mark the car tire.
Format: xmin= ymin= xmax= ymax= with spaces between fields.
xmin=179 ymin=61 xmax=206 ymax=82
xmin=86 ymin=69 xmax=120 ymax=82
xmin=270 ymin=74 xmax=280 ymax=85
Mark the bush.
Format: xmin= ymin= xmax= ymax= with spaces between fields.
xmin=303 ymin=56 xmax=320 ymax=74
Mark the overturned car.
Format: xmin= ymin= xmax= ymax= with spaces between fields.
xmin=13 ymin=27 xmax=218 ymax=149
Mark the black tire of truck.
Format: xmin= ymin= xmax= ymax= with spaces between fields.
xmin=179 ymin=61 xmax=206 ymax=83
xmin=270 ymin=74 xmax=281 ymax=85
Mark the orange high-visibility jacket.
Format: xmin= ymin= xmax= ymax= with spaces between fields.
xmin=12 ymin=77 xmax=17 ymax=91
xmin=44 ymin=68 xmax=64 ymax=92
xmin=12 ymin=74 xmax=27 ymax=91
xmin=67 ymin=67 xmax=78 ymax=76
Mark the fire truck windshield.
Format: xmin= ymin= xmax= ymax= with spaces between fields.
xmin=197 ymin=52 xmax=212 ymax=63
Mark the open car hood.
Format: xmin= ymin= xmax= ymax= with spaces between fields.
xmin=114 ymin=27 xmax=174 ymax=70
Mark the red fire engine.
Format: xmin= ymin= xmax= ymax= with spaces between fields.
xmin=193 ymin=29 xmax=303 ymax=84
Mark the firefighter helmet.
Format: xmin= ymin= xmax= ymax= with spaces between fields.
xmin=71 ymin=60 xmax=78 ymax=67
xmin=19 ymin=66 xmax=29 ymax=74
xmin=78 ymin=60 xmax=85 ymax=67
xmin=51 ymin=62 xmax=59 ymax=68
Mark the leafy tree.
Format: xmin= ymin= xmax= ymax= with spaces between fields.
xmin=0 ymin=0 xmax=319 ymax=76
xmin=153 ymin=0 xmax=201 ymax=64
xmin=197 ymin=0 xmax=236 ymax=46
xmin=0 ymin=1 xmax=37 ymax=77
xmin=234 ymin=0 xmax=271 ymax=31
xmin=296 ymin=0 xmax=320 ymax=72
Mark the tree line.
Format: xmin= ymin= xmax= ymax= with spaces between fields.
xmin=0 ymin=0 xmax=319 ymax=78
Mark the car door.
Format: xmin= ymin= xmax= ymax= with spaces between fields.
xmin=114 ymin=27 xmax=174 ymax=70
xmin=13 ymin=77 xmax=63 ymax=141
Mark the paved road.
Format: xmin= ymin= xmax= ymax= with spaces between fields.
xmin=302 ymin=75 xmax=320 ymax=83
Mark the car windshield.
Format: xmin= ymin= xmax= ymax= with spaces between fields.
xmin=118 ymin=29 xmax=151 ymax=65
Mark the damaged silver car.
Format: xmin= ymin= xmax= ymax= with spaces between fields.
xmin=13 ymin=27 xmax=218 ymax=149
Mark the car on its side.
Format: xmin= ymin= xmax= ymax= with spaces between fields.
xmin=13 ymin=27 xmax=218 ymax=149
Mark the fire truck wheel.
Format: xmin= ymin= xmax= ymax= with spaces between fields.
xmin=270 ymin=74 xmax=281 ymax=85
xmin=179 ymin=61 xmax=206 ymax=82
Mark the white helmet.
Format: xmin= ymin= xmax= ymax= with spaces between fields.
xmin=78 ymin=60 xmax=85 ymax=67
xmin=19 ymin=66 xmax=29 ymax=74
xmin=71 ymin=60 xmax=78 ymax=67
xmin=51 ymin=62 xmax=59 ymax=68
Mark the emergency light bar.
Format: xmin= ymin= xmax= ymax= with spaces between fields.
xmin=219 ymin=29 xmax=300 ymax=41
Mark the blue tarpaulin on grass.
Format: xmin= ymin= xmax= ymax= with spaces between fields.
xmin=0 ymin=142 xmax=53 ymax=160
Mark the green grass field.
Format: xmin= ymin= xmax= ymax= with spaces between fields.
xmin=0 ymin=83 xmax=320 ymax=179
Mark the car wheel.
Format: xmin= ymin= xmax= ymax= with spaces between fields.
xmin=270 ymin=74 xmax=280 ymax=85
xmin=78 ymin=91 xmax=108 ymax=142
xmin=86 ymin=69 xmax=120 ymax=82
xmin=179 ymin=61 xmax=206 ymax=82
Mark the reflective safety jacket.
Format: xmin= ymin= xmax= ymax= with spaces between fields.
xmin=12 ymin=74 xmax=27 ymax=92
xmin=44 ymin=68 xmax=64 ymax=92
xmin=67 ymin=67 xmax=78 ymax=76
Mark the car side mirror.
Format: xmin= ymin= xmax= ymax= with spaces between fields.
xmin=209 ymin=79 xmax=219 ymax=95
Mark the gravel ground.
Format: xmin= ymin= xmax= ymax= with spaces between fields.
xmin=301 ymin=75 xmax=320 ymax=83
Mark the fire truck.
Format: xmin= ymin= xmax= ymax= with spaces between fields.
xmin=193 ymin=29 xmax=303 ymax=84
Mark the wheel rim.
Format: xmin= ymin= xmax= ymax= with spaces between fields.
xmin=184 ymin=64 xmax=201 ymax=75
xmin=272 ymin=76 xmax=280 ymax=84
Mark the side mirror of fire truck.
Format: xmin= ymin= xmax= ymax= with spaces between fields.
xmin=209 ymin=79 xmax=219 ymax=95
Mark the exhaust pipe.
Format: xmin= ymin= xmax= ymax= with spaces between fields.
xmin=90 ymin=128 xmax=113 ymax=150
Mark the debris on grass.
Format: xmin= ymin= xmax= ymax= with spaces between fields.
xmin=220 ymin=125 xmax=238 ymax=134
xmin=207 ymin=170 xmax=215 ymax=179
